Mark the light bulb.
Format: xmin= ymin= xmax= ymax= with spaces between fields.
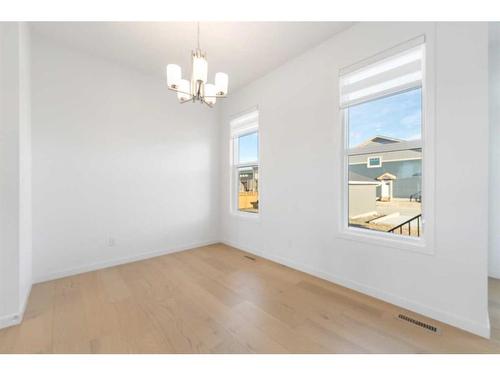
xmin=215 ymin=72 xmax=228 ymax=96
xmin=166 ymin=64 xmax=182 ymax=88
xmin=177 ymin=79 xmax=191 ymax=102
xmin=204 ymin=84 xmax=216 ymax=105
xmin=192 ymin=55 xmax=208 ymax=83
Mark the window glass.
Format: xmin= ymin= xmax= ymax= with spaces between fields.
xmin=238 ymin=166 xmax=259 ymax=213
xmin=368 ymin=157 xmax=381 ymax=167
xmin=346 ymin=89 xmax=422 ymax=237
xmin=348 ymin=88 xmax=422 ymax=149
xmin=348 ymin=149 xmax=422 ymax=236
xmin=238 ymin=132 xmax=259 ymax=164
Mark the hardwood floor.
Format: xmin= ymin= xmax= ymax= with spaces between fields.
xmin=490 ymin=277 xmax=500 ymax=346
xmin=1 ymin=243 xmax=499 ymax=353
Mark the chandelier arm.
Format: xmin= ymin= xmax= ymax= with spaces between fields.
xmin=167 ymin=87 xmax=193 ymax=97
xmin=203 ymin=94 xmax=227 ymax=98
xmin=202 ymin=100 xmax=213 ymax=108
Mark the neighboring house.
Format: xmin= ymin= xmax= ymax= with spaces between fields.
xmin=349 ymin=136 xmax=422 ymax=200
xmin=239 ymin=167 xmax=258 ymax=192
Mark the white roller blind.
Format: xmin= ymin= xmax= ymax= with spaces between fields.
xmin=230 ymin=109 xmax=259 ymax=137
xmin=340 ymin=39 xmax=425 ymax=108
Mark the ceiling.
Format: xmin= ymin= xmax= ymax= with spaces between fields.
xmin=31 ymin=22 xmax=353 ymax=91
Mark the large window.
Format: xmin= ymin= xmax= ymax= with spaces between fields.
xmin=340 ymin=41 xmax=425 ymax=239
xmin=230 ymin=110 xmax=259 ymax=214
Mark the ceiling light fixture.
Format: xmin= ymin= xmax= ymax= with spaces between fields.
xmin=166 ymin=22 xmax=229 ymax=107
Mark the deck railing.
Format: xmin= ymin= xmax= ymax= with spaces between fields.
xmin=388 ymin=214 xmax=422 ymax=237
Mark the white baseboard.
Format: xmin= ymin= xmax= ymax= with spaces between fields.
xmin=0 ymin=284 xmax=32 ymax=330
xmin=0 ymin=313 xmax=22 ymax=330
xmin=20 ymin=237 xmax=493 ymax=338
xmin=489 ymin=235 xmax=500 ymax=279
xmin=222 ymin=239 xmax=491 ymax=339
xmin=34 ymin=240 xmax=219 ymax=284
xmin=2 ymin=241 xmax=217 ymax=330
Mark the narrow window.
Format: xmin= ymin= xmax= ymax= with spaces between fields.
xmin=230 ymin=110 xmax=259 ymax=214
xmin=340 ymin=41 xmax=424 ymax=238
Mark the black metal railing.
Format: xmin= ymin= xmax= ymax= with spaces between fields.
xmin=388 ymin=214 xmax=422 ymax=237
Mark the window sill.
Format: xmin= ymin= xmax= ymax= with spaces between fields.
xmin=230 ymin=211 xmax=261 ymax=221
xmin=336 ymin=226 xmax=434 ymax=255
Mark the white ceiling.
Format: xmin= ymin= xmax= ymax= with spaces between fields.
xmin=31 ymin=22 xmax=353 ymax=91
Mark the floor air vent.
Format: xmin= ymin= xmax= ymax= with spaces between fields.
xmin=397 ymin=314 xmax=439 ymax=333
xmin=244 ymin=255 xmax=256 ymax=261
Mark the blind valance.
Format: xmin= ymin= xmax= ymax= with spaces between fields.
xmin=340 ymin=38 xmax=425 ymax=108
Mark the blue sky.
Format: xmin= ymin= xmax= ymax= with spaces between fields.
xmin=348 ymin=88 xmax=422 ymax=148
xmin=238 ymin=132 xmax=259 ymax=163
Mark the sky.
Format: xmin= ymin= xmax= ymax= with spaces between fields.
xmin=238 ymin=132 xmax=259 ymax=163
xmin=348 ymin=88 xmax=422 ymax=148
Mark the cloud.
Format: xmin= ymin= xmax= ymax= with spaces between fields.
xmin=400 ymin=112 xmax=421 ymax=127
xmin=406 ymin=132 xmax=422 ymax=141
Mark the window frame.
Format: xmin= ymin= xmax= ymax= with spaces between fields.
xmin=337 ymin=36 xmax=435 ymax=255
xmin=230 ymin=109 xmax=260 ymax=219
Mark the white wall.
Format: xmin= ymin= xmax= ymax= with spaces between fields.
xmin=18 ymin=22 xmax=33 ymax=314
xmin=0 ymin=22 xmax=32 ymax=328
xmin=0 ymin=22 xmax=21 ymax=323
xmin=489 ymin=36 xmax=500 ymax=279
xmin=219 ymin=22 xmax=490 ymax=337
xmin=31 ymin=35 xmax=219 ymax=282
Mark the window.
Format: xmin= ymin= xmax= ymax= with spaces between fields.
xmin=340 ymin=40 xmax=424 ymax=239
xmin=230 ymin=110 xmax=259 ymax=215
xmin=367 ymin=156 xmax=382 ymax=168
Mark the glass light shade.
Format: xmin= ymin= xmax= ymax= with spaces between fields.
xmin=166 ymin=64 xmax=182 ymax=88
xmin=215 ymin=72 xmax=229 ymax=95
xmin=204 ymin=84 xmax=216 ymax=105
xmin=177 ymin=79 xmax=191 ymax=102
xmin=192 ymin=55 xmax=208 ymax=83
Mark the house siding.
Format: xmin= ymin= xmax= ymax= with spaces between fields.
xmin=349 ymin=159 xmax=422 ymax=199
xmin=348 ymin=184 xmax=377 ymax=217
xmin=349 ymin=149 xmax=421 ymax=164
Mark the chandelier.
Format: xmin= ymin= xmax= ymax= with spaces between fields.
xmin=166 ymin=23 xmax=229 ymax=107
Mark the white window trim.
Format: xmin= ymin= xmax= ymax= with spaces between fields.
xmin=366 ymin=155 xmax=382 ymax=168
xmin=229 ymin=109 xmax=261 ymax=219
xmin=337 ymin=35 xmax=435 ymax=255
xmin=349 ymin=156 xmax=421 ymax=165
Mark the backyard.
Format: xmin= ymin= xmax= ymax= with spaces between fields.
xmin=349 ymin=199 xmax=422 ymax=237
xmin=238 ymin=191 xmax=259 ymax=213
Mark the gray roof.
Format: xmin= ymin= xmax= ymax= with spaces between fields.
xmin=358 ymin=135 xmax=402 ymax=147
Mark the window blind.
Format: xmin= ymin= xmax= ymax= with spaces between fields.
xmin=340 ymin=39 xmax=425 ymax=108
xmin=230 ymin=109 xmax=259 ymax=137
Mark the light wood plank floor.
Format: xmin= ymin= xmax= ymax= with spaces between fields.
xmin=1 ymin=244 xmax=499 ymax=353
